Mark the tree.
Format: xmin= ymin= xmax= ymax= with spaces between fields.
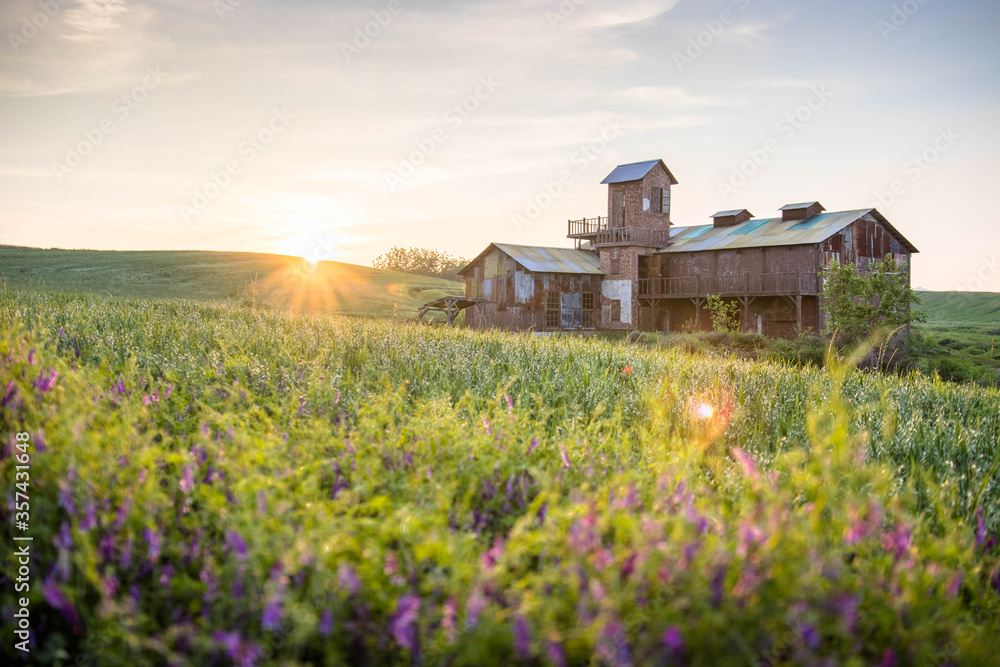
xmin=372 ymin=247 xmax=469 ymax=281
xmin=705 ymin=294 xmax=741 ymax=334
xmin=820 ymin=257 xmax=925 ymax=344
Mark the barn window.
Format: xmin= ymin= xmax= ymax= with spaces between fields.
xmin=611 ymin=301 xmax=621 ymax=322
xmin=546 ymin=292 xmax=560 ymax=329
xmin=582 ymin=293 xmax=595 ymax=328
xmin=661 ymin=187 xmax=670 ymax=217
xmin=610 ymin=247 xmax=621 ymax=275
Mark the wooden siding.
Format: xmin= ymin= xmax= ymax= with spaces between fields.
xmin=463 ymin=246 xmax=601 ymax=332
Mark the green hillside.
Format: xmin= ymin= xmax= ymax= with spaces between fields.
xmin=917 ymin=291 xmax=1000 ymax=326
xmin=0 ymin=246 xmax=463 ymax=319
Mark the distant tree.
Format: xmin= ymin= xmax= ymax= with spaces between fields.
xmin=820 ymin=257 xmax=925 ymax=344
xmin=705 ymin=294 xmax=741 ymax=334
xmin=373 ymin=247 xmax=469 ymax=281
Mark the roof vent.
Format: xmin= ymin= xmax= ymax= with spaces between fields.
xmin=711 ymin=209 xmax=754 ymax=227
xmin=779 ymin=202 xmax=825 ymax=222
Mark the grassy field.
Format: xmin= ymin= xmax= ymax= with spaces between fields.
xmin=909 ymin=292 xmax=1000 ymax=384
xmin=0 ymin=246 xmax=464 ymax=320
xmin=2 ymin=287 xmax=998 ymax=665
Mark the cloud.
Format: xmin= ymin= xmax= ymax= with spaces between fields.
xmin=0 ymin=0 xmax=175 ymax=97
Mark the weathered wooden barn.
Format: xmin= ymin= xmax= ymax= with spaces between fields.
xmin=460 ymin=159 xmax=919 ymax=336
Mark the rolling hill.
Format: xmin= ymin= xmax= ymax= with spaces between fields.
xmin=0 ymin=246 xmax=464 ymax=319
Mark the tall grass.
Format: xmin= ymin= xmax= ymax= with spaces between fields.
xmin=2 ymin=288 xmax=998 ymax=665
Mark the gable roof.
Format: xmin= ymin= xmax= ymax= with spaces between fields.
xmin=459 ymin=243 xmax=603 ymax=276
xmin=658 ymin=208 xmax=919 ymax=254
xmin=779 ymin=202 xmax=824 ymax=212
xmin=601 ymin=159 xmax=679 ymax=185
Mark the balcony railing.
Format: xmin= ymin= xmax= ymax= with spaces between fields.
xmin=567 ymin=216 xmax=608 ymax=237
xmin=637 ymin=272 xmax=821 ymax=298
xmin=568 ymin=217 xmax=669 ymax=247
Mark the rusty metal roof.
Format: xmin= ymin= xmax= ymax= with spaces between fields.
xmin=659 ymin=208 xmax=919 ymax=254
xmin=601 ymin=159 xmax=679 ymax=185
xmin=459 ymin=243 xmax=603 ymax=275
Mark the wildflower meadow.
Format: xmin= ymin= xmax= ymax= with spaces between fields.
xmin=2 ymin=288 xmax=999 ymax=665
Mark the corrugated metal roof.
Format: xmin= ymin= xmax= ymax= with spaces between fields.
xmin=660 ymin=209 xmax=901 ymax=253
xmin=711 ymin=209 xmax=753 ymax=218
xmin=600 ymin=159 xmax=679 ymax=185
xmin=492 ymin=243 xmax=604 ymax=274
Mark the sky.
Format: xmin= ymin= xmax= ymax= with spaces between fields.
xmin=0 ymin=0 xmax=998 ymax=291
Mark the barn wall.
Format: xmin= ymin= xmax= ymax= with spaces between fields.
xmin=461 ymin=245 xmax=601 ymax=332
xmin=821 ymin=214 xmax=911 ymax=271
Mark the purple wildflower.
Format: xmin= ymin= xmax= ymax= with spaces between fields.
xmin=262 ymin=600 xmax=282 ymax=631
xmin=527 ymin=437 xmax=538 ymax=455
xmin=2 ymin=380 xmax=16 ymax=408
xmin=465 ymin=588 xmax=486 ymax=629
xmin=114 ymin=499 xmax=131 ymax=530
xmin=560 ymin=444 xmax=571 ymax=469
xmin=257 ymin=490 xmax=267 ymax=515
xmin=121 ymin=537 xmax=134 ymax=569
xmin=975 ymin=507 xmax=987 ymax=548
xmin=880 ymin=649 xmax=897 ymax=667
xmin=662 ymin=626 xmax=683 ymax=657
xmin=145 ymin=527 xmax=161 ymax=562
xmin=505 ymin=394 xmax=514 ymax=413
xmin=947 ymin=573 xmax=963 ymax=598
xmin=80 ymin=503 xmax=96 ymax=531
xmin=58 ymin=483 xmax=77 ymax=517
xmin=442 ymin=597 xmax=457 ymax=643
xmin=160 ymin=564 xmax=174 ymax=588
xmin=36 ymin=369 xmax=58 ymax=393
xmin=537 ymin=502 xmax=548 ymax=526
xmin=180 ymin=465 xmax=194 ymax=494
xmin=597 ymin=621 xmax=631 ymax=667
xmin=547 ymin=641 xmax=567 ymax=667
xmin=882 ymin=525 xmax=911 ymax=561
xmin=164 ymin=383 xmax=172 ymax=399
xmin=802 ymin=625 xmax=820 ymax=650
xmin=55 ymin=521 xmax=73 ymax=550
xmin=58 ymin=326 xmax=64 ymax=336
xmin=114 ymin=379 xmax=126 ymax=395
xmin=337 ymin=563 xmax=359 ymax=595
xmin=514 ymin=614 xmax=531 ymax=658
xmin=390 ymin=594 xmax=420 ymax=653
xmin=731 ymin=447 xmax=759 ymax=481
xmin=319 ymin=609 xmax=333 ymax=636
xmin=482 ymin=415 xmax=492 ymax=435
xmin=41 ymin=577 xmax=81 ymax=633
xmin=226 ymin=530 xmax=249 ymax=560
xmin=710 ymin=564 xmax=726 ymax=608
xmin=28 ymin=348 xmax=35 ymax=365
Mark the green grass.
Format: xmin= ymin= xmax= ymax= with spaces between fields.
xmin=2 ymin=287 xmax=999 ymax=665
xmin=918 ymin=291 xmax=1000 ymax=326
xmin=0 ymin=246 xmax=463 ymax=319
